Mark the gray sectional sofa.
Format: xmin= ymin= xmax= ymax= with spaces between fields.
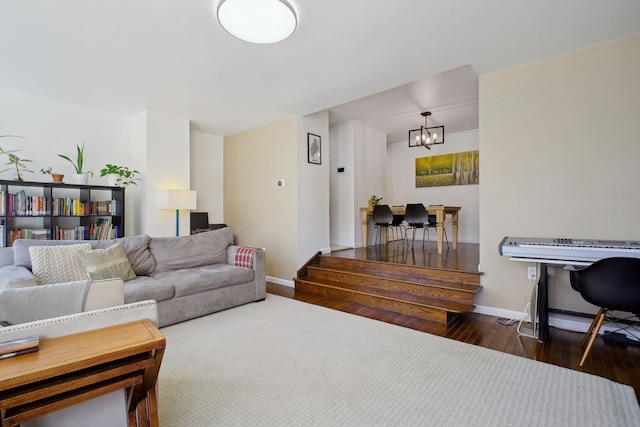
xmin=0 ymin=227 xmax=266 ymax=327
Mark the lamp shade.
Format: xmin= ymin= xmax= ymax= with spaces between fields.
xmin=157 ymin=190 xmax=197 ymax=210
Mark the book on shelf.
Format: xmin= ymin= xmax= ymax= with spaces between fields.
xmin=52 ymin=198 xmax=87 ymax=216
xmin=89 ymin=199 xmax=118 ymax=215
xmin=53 ymin=225 xmax=87 ymax=240
xmin=6 ymin=191 xmax=50 ymax=216
xmin=8 ymin=228 xmax=52 ymax=246
xmin=90 ymin=218 xmax=117 ymax=240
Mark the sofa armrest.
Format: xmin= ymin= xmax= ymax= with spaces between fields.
xmin=0 ymin=278 xmax=124 ymax=326
xmin=227 ymin=245 xmax=266 ymax=300
xmin=0 ymin=265 xmax=38 ymax=289
xmin=0 ymin=246 xmax=14 ymax=268
xmin=0 ymin=279 xmax=90 ymax=325
xmin=0 ymin=300 xmax=158 ymax=342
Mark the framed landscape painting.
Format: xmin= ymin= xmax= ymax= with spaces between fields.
xmin=415 ymin=150 xmax=479 ymax=187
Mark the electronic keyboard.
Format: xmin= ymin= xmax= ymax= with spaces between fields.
xmin=499 ymin=236 xmax=640 ymax=263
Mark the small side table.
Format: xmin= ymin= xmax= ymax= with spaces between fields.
xmin=0 ymin=319 xmax=165 ymax=427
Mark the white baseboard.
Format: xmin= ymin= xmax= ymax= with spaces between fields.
xmin=267 ymin=276 xmax=294 ymax=288
xmin=473 ymin=304 xmax=636 ymax=336
xmin=473 ymin=304 xmax=526 ymax=321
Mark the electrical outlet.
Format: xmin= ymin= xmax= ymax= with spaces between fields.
xmin=528 ymin=266 xmax=537 ymax=281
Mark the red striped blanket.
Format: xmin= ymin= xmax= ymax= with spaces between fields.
xmin=234 ymin=247 xmax=259 ymax=269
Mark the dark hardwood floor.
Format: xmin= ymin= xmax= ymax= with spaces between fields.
xmin=269 ymin=241 xmax=640 ymax=404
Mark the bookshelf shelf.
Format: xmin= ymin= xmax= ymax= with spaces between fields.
xmin=0 ymin=180 xmax=125 ymax=247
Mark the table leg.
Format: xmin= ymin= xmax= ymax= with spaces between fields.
xmin=361 ymin=210 xmax=369 ymax=248
xmin=436 ymin=210 xmax=444 ymax=254
xmin=451 ymin=210 xmax=459 ymax=250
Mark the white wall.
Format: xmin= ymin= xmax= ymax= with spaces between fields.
xmin=329 ymin=122 xmax=355 ymax=247
xmin=386 ymin=130 xmax=479 ymax=244
xmin=329 ymin=121 xmax=387 ymax=248
xmin=353 ymin=122 xmax=387 ymax=247
xmin=190 ymin=130 xmax=224 ymax=224
xmin=137 ymin=110 xmax=191 ymax=237
xmin=479 ymin=34 xmax=640 ymax=320
xmin=298 ymin=111 xmax=330 ymax=265
xmin=0 ymin=87 xmax=139 ymax=235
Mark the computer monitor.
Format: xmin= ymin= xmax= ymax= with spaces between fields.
xmin=190 ymin=212 xmax=209 ymax=231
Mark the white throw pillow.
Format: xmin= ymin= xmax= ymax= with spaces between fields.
xmin=29 ymin=243 xmax=93 ymax=285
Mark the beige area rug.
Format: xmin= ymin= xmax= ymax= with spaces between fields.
xmin=158 ymin=294 xmax=640 ymax=426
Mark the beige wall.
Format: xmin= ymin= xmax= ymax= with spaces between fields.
xmin=479 ymin=34 xmax=640 ymax=318
xmin=224 ymin=117 xmax=298 ymax=280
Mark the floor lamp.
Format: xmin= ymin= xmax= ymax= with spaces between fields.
xmin=158 ymin=189 xmax=197 ymax=236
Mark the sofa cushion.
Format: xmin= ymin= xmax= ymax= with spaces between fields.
xmin=29 ymin=243 xmax=92 ymax=285
xmin=123 ymin=276 xmax=174 ymax=304
xmin=77 ymin=242 xmax=136 ymax=282
xmin=14 ymin=239 xmax=90 ymax=269
xmin=149 ymin=227 xmax=233 ymax=273
xmin=150 ymin=264 xmax=255 ymax=298
xmin=120 ymin=235 xmax=156 ymax=275
xmin=13 ymin=236 xmax=157 ymax=275
xmin=0 ymin=265 xmax=38 ymax=289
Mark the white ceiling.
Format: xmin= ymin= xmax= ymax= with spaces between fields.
xmin=0 ymin=1 xmax=638 ymax=141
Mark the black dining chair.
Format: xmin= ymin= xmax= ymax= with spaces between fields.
xmin=569 ymin=257 xmax=640 ymax=366
xmin=426 ymin=214 xmax=449 ymax=250
xmin=370 ymin=204 xmax=393 ymax=246
xmin=390 ymin=207 xmax=406 ymax=242
xmin=404 ymin=203 xmax=430 ymax=251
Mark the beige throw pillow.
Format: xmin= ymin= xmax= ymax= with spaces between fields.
xmin=29 ymin=243 xmax=93 ymax=285
xmin=77 ymin=242 xmax=137 ymax=282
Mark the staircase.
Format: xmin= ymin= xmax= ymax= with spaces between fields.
xmin=295 ymin=253 xmax=482 ymax=325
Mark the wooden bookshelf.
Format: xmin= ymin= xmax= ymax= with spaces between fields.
xmin=0 ymin=179 xmax=124 ymax=246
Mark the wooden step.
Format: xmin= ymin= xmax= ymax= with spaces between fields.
xmin=306 ymin=266 xmax=477 ymax=306
xmin=318 ymin=256 xmax=481 ymax=286
xmin=295 ymin=254 xmax=482 ymax=325
xmin=297 ymin=277 xmax=475 ymax=313
xmin=295 ymin=279 xmax=457 ymax=324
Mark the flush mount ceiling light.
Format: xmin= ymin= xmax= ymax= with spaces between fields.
xmin=408 ymin=111 xmax=445 ymax=150
xmin=216 ymin=0 xmax=297 ymax=44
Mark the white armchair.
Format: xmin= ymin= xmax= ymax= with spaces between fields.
xmin=0 ymin=278 xmax=125 ymax=325
xmin=0 ymin=300 xmax=159 ymax=427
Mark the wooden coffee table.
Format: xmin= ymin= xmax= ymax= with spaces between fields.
xmin=0 ymin=319 xmax=165 ymax=427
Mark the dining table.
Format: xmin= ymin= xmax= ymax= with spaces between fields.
xmin=360 ymin=205 xmax=461 ymax=254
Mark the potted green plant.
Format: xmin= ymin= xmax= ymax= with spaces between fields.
xmin=0 ymin=149 xmax=33 ymax=181
xmin=99 ymin=164 xmax=141 ymax=187
xmin=369 ymin=195 xmax=383 ymax=208
xmin=58 ymin=143 xmax=93 ymax=184
xmin=40 ymin=167 xmax=64 ymax=182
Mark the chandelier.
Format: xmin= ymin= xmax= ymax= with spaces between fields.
xmin=408 ymin=112 xmax=445 ymax=149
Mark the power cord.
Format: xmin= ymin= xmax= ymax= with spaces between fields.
xmin=497 ymin=268 xmax=539 ymax=328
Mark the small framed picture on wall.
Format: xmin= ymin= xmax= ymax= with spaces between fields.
xmin=307 ymin=133 xmax=321 ymax=165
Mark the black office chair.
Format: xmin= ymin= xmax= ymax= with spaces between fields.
xmin=569 ymin=257 xmax=640 ymax=366
xmin=370 ymin=204 xmax=393 ymax=246
xmin=404 ymin=203 xmax=430 ymax=251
